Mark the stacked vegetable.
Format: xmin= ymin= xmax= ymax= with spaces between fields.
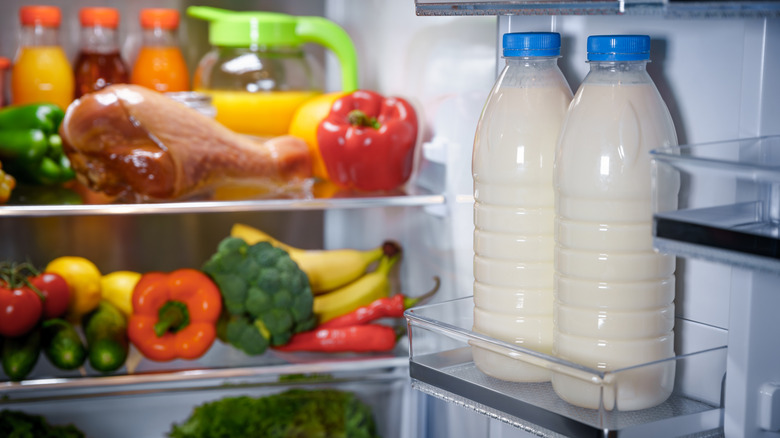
xmin=1 ymin=224 xmax=436 ymax=382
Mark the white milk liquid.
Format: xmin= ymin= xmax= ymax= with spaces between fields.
xmin=473 ymin=83 xmax=572 ymax=382
xmin=553 ymin=81 xmax=679 ymax=410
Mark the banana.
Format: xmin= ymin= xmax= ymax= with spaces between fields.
xmin=230 ymin=223 xmax=391 ymax=294
xmin=313 ymin=252 xmax=400 ymax=323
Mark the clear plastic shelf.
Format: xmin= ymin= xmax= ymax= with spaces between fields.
xmin=651 ymin=135 xmax=780 ymax=272
xmin=405 ymin=297 xmax=728 ymax=437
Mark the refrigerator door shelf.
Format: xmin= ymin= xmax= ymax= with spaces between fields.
xmin=405 ymin=296 xmax=728 ymax=437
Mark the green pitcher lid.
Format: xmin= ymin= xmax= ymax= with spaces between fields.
xmin=187 ymin=6 xmax=301 ymax=47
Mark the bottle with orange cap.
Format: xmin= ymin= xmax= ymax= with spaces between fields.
xmin=73 ymin=7 xmax=130 ymax=98
xmin=11 ymin=5 xmax=75 ymax=110
xmin=131 ymin=8 xmax=190 ymax=93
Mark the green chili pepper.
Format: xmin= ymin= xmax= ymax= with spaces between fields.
xmin=0 ymin=103 xmax=65 ymax=135
xmin=0 ymin=104 xmax=75 ymax=186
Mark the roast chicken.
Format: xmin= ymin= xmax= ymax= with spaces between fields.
xmin=60 ymin=84 xmax=313 ymax=202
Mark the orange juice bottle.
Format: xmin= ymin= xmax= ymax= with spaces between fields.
xmin=11 ymin=5 xmax=75 ymax=110
xmin=131 ymin=9 xmax=189 ymax=93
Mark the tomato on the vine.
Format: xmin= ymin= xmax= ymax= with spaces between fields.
xmin=0 ymin=284 xmax=43 ymax=337
xmin=30 ymin=272 xmax=70 ymax=319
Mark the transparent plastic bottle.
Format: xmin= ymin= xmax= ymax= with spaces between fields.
xmin=73 ymin=7 xmax=130 ymax=98
xmin=11 ymin=5 xmax=74 ymax=109
xmin=131 ymin=8 xmax=190 ymax=93
xmin=552 ymin=35 xmax=679 ymax=411
xmin=472 ymin=32 xmax=573 ymax=382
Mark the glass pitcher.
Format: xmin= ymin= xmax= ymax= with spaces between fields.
xmin=187 ymin=6 xmax=358 ymax=137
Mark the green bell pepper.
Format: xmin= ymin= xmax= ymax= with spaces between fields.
xmin=0 ymin=103 xmax=75 ymax=185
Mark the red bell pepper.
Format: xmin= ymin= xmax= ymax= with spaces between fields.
xmin=317 ymin=90 xmax=419 ymax=192
xmin=128 ymin=269 xmax=222 ymax=361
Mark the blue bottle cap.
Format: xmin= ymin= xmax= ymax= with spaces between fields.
xmin=503 ymin=32 xmax=561 ymax=57
xmin=587 ymin=35 xmax=651 ymax=61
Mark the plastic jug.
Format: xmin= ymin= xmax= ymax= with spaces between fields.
xmin=187 ymin=6 xmax=358 ymax=137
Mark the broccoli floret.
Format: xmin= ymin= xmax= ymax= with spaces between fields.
xmin=203 ymin=236 xmax=315 ymax=356
xmin=223 ymin=315 xmax=269 ymax=356
xmin=168 ymin=389 xmax=381 ymax=438
xmin=0 ymin=409 xmax=85 ymax=438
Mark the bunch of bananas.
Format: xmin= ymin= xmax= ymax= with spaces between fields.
xmin=230 ymin=224 xmax=401 ymax=323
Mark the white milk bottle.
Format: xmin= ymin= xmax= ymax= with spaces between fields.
xmin=553 ymin=35 xmax=679 ymax=411
xmin=472 ymin=32 xmax=573 ymax=382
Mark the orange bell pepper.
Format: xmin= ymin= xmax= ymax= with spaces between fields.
xmin=128 ymin=269 xmax=222 ymax=361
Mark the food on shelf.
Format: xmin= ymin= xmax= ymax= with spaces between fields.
xmin=42 ymin=318 xmax=87 ymax=370
xmin=73 ymin=7 xmax=129 ymax=99
xmin=318 ymin=277 xmax=440 ymax=329
xmin=318 ymin=89 xmax=419 ymax=192
xmin=202 ymin=237 xmax=317 ymax=355
xmin=1 ymin=326 xmax=41 ymax=381
xmin=128 ymin=269 xmax=222 ymax=361
xmin=275 ymin=324 xmax=400 ymax=353
xmin=45 ymin=256 xmax=102 ymax=322
xmin=59 ymin=84 xmax=313 ymax=202
xmin=100 ymin=270 xmax=141 ymax=317
xmin=312 ymin=251 xmax=400 ymax=324
xmin=230 ymin=223 xmax=394 ymax=294
xmin=0 ymin=409 xmax=85 ymax=438
xmin=0 ymin=103 xmax=75 ymax=185
xmin=0 ymin=263 xmax=45 ymax=337
xmin=131 ymin=8 xmax=190 ymax=93
xmin=29 ymin=271 xmax=70 ymax=319
xmin=288 ymin=91 xmax=347 ymax=180
xmin=82 ymin=300 xmax=128 ymax=373
xmin=0 ymin=161 xmax=14 ymax=203
xmin=168 ymin=389 xmax=380 ymax=438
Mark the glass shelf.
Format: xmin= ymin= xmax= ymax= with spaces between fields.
xmin=0 ymin=184 xmax=444 ymax=217
xmin=0 ymin=339 xmax=410 ymax=403
xmin=405 ymin=297 xmax=729 ymax=437
xmin=414 ymin=0 xmax=780 ymax=17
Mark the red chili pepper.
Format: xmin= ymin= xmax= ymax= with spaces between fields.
xmin=319 ymin=276 xmax=440 ymax=329
xmin=317 ymin=90 xmax=419 ymax=192
xmin=274 ymin=324 xmax=399 ymax=353
xmin=128 ymin=269 xmax=222 ymax=361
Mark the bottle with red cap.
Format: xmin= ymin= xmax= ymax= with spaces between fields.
xmin=73 ymin=7 xmax=130 ymax=98
xmin=11 ymin=5 xmax=75 ymax=109
xmin=131 ymin=8 xmax=190 ymax=92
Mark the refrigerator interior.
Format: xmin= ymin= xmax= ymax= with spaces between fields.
xmin=0 ymin=0 xmax=778 ymax=437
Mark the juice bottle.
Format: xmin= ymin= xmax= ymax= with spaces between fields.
xmin=471 ymin=32 xmax=572 ymax=382
xmin=131 ymin=8 xmax=190 ymax=93
xmin=552 ymin=35 xmax=680 ymax=411
xmin=73 ymin=7 xmax=129 ymax=98
xmin=11 ymin=5 xmax=74 ymax=110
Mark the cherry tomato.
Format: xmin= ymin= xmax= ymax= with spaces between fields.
xmin=30 ymin=272 xmax=70 ymax=319
xmin=0 ymin=285 xmax=43 ymax=337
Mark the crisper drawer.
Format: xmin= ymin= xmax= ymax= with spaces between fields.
xmin=0 ymin=358 xmax=412 ymax=438
xmin=405 ymin=297 xmax=728 ymax=438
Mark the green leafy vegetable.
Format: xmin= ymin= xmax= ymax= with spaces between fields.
xmin=0 ymin=409 xmax=85 ymax=438
xmin=203 ymin=238 xmax=316 ymax=355
xmin=168 ymin=389 xmax=381 ymax=438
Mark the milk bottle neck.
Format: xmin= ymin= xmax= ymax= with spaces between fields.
xmin=505 ymin=56 xmax=561 ymax=69
xmin=584 ymin=59 xmax=652 ymax=85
